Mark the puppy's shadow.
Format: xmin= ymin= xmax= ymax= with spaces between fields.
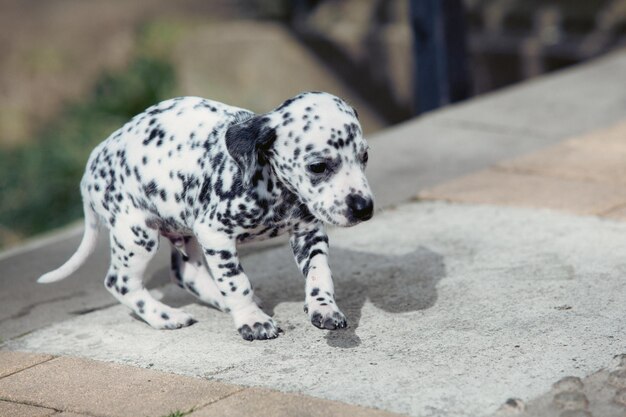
xmin=250 ymin=247 xmax=446 ymax=348
xmin=151 ymin=246 xmax=446 ymax=348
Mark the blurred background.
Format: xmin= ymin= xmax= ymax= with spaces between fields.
xmin=1 ymin=0 xmax=625 ymax=249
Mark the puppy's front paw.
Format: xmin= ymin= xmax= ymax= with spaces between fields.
xmin=308 ymin=303 xmax=347 ymax=330
xmin=234 ymin=307 xmax=281 ymax=341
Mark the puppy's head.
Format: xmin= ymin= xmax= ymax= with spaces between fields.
xmin=226 ymin=92 xmax=374 ymax=227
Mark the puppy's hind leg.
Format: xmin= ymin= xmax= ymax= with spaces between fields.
xmin=106 ymin=219 xmax=195 ymax=329
xmin=170 ymin=237 xmax=227 ymax=312
xmin=194 ymin=225 xmax=280 ymax=341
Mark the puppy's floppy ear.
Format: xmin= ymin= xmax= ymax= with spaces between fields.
xmin=225 ymin=115 xmax=277 ymax=185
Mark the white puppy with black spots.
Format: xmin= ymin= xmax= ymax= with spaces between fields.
xmin=39 ymin=91 xmax=374 ymax=341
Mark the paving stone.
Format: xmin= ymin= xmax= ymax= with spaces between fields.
xmin=419 ymin=169 xmax=626 ymax=215
xmin=0 ymin=356 xmax=241 ymax=417
xmin=0 ymin=400 xmax=56 ymax=417
xmin=0 ymin=351 xmax=53 ymax=378
xmin=191 ymin=387 xmax=404 ymax=417
xmin=497 ymin=120 xmax=626 ymax=184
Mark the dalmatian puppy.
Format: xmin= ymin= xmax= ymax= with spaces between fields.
xmin=38 ymin=91 xmax=374 ymax=341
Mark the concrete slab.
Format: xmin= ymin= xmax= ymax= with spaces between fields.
xmin=0 ymin=350 xmax=53 ymax=378
xmin=192 ymin=387 xmax=403 ymax=417
xmin=418 ymin=169 xmax=626 ymax=216
xmin=0 ymin=356 xmax=241 ymax=417
xmin=0 ymin=400 xmax=56 ymax=417
xmin=6 ymin=202 xmax=626 ymax=417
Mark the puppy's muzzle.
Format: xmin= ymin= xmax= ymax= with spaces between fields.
xmin=345 ymin=194 xmax=374 ymax=222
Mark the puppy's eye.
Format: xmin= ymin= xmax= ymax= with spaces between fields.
xmin=307 ymin=162 xmax=328 ymax=174
xmin=361 ymin=151 xmax=369 ymax=164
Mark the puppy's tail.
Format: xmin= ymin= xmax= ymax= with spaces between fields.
xmin=37 ymin=203 xmax=100 ymax=284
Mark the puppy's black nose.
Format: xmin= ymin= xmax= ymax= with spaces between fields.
xmin=346 ymin=194 xmax=374 ymax=222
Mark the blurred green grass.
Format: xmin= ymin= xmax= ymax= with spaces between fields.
xmin=0 ymin=55 xmax=175 ymax=247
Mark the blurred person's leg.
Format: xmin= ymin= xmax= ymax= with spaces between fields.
xmin=411 ymin=0 xmax=471 ymax=114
